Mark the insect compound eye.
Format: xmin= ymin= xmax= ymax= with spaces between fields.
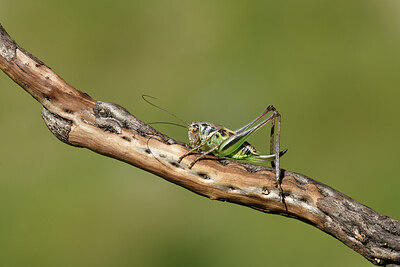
xmin=192 ymin=124 xmax=199 ymax=132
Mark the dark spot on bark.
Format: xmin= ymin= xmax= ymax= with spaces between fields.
xmin=228 ymin=186 xmax=237 ymax=191
xmin=136 ymin=130 xmax=146 ymax=137
xmin=292 ymin=182 xmax=306 ymax=191
xmin=159 ymin=154 xmax=166 ymax=158
xmin=170 ymin=161 xmax=180 ymax=168
xmin=82 ymin=92 xmax=92 ymax=98
xmin=378 ymin=215 xmax=388 ymax=220
xmin=217 ymin=159 xmax=229 ymax=166
xmin=243 ymin=164 xmax=263 ymax=173
xmin=197 ymin=173 xmax=210 ymax=180
xmin=45 ymin=76 xmax=50 ymax=79
xmin=144 ymin=148 xmax=151 ymax=154
xmin=262 ymin=187 xmax=270 ymax=195
xmin=35 ymin=63 xmax=41 ymax=67
xmin=122 ymin=136 xmax=131 ymax=142
xmin=103 ymin=127 xmax=116 ymax=133
xmin=297 ymin=196 xmax=308 ymax=203
xmin=15 ymin=63 xmax=27 ymax=73
xmin=64 ymin=109 xmax=73 ymax=114
xmin=42 ymin=93 xmax=51 ymax=101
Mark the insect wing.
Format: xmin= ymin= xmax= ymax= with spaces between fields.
xmin=217 ymin=130 xmax=252 ymax=157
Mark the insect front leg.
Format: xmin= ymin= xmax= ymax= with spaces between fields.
xmin=188 ymin=145 xmax=219 ymax=169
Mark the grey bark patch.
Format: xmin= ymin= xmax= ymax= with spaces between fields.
xmin=0 ymin=25 xmax=17 ymax=61
xmin=96 ymin=117 xmax=122 ymax=134
xmin=93 ymin=101 xmax=183 ymax=146
xmin=41 ymin=108 xmax=73 ymax=145
xmin=0 ymin=25 xmax=45 ymax=65
xmin=94 ymin=101 xmax=150 ymax=132
xmin=241 ymin=163 xmax=264 ymax=173
xmin=317 ymin=196 xmax=400 ymax=265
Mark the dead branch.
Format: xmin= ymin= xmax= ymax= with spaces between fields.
xmin=0 ymin=24 xmax=399 ymax=266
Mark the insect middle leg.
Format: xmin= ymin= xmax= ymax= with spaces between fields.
xmin=187 ymin=145 xmax=219 ymax=169
xmin=178 ymin=145 xmax=202 ymax=163
xmin=178 ymin=144 xmax=219 ymax=169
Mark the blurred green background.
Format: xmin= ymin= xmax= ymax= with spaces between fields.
xmin=1 ymin=0 xmax=399 ymax=266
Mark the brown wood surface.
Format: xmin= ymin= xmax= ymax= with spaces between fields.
xmin=1 ymin=24 xmax=399 ymax=266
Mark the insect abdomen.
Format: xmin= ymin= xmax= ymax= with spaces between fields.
xmin=229 ymin=141 xmax=257 ymax=160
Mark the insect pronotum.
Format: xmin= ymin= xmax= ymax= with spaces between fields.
xmin=143 ymin=95 xmax=287 ymax=194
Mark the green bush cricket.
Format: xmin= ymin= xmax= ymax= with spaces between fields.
xmin=143 ymin=95 xmax=287 ymax=194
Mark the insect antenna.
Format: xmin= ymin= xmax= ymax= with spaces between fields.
xmin=142 ymin=94 xmax=188 ymax=125
xmin=147 ymin=121 xmax=187 ymax=129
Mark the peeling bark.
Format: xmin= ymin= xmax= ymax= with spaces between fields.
xmin=0 ymin=24 xmax=399 ymax=266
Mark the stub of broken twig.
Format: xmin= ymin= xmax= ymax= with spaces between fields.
xmin=0 ymin=24 xmax=399 ymax=266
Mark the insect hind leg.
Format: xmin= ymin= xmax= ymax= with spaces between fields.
xmin=266 ymin=105 xmax=283 ymax=198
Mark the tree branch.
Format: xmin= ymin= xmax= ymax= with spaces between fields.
xmin=1 ymin=24 xmax=399 ymax=266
